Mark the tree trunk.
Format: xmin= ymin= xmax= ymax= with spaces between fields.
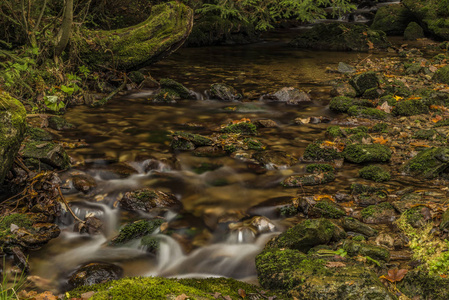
xmin=54 ymin=0 xmax=73 ymax=57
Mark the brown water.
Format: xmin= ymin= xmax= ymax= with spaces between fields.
xmin=28 ymin=36 xmax=423 ymax=291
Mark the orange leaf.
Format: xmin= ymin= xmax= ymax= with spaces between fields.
xmin=372 ymin=136 xmax=388 ymax=145
xmin=381 ymin=268 xmax=408 ymax=283
xmin=432 ymin=115 xmax=443 ymax=123
xmin=238 ymin=289 xmax=246 ymax=298
xmin=313 ymin=194 xmax=335 ymax=202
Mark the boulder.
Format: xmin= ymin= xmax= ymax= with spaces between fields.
xmin=403 ymin=0 xmax=449 ymax=40
xmin=402 ymin=147 xmax=449 ymax=178
xmin=433 ymin=66 xmax=449 ymax=85
xmin=404 ymin=22 xmax=425 ymax=40
xmin=340 ymin=217 xmax=377 ymax=237
xmin=120 ymin=188 xmax=181 ymax=212
xmin=208 ymin=83 xmax=242 ymax=101
xmin=47 ymin=116 xmax=75 ymax=131
xmin=79 ymin=2 xmax=194 ymax=70
xmin=350 ymin=71 xmax=379 ymax=96
xmin=343 ymin=144 xmax=391 ymax=164
xmin=0 ymin=91 xmax=27 ymax=184
xmin=282 ymin=172 xmax=335 ymax=187
xmin=110 ymin=219 xmax=164 ymax=246
xmin=343 ymin=240 xmax=390 ymax=262
xmin=370 ymin=4 xmax=413 ymax=35
xmin=361 ymin=202 xmax=397 ymax=224
xmin=252 ymin=150 xmax=298 ymax=169
xmin=68 ymin=262 xmax=123 ymax=288
xmin=261 ymin=87 xmax=311 ymax=105
xmin=21 ymin=141 xmax=70 ymax=170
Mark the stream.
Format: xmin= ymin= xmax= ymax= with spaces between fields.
xmin=25 ymin=28 xmax=433 ymax=291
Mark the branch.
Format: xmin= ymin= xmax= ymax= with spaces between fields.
xmin=33 ymin=0 xmax=48 ymax=32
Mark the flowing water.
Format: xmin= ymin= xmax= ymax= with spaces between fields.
xmin=27 ymin=30 xmax=426 ymax=291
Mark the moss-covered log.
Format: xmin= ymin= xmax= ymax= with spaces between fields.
xmin=78 ymin=2 xmax=194 ymax=70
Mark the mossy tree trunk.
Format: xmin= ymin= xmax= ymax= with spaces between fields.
xmin=77 ymin=1 xmax=194 ymax=71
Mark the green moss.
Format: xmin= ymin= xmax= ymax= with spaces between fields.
xmin=361 ymin=202 xmax=394 ymax=219
xmin=413 ymin=129 xmax=441 ymax=140
xmin=393 ymin=99 xmax=429 ymax=116
xmin=379 ymin=94 xmax=397 ymax=106
xmin=370 ymin=123 xmax=388 ymax=134
xmin=110 ymin=219 xmax=164 ymax=246
xmin=279 ymin=205 xmax=299 ymax=217
xmin=398 ymin=271 xmax=449 ymax=300
xmin=326 ymin=125 xmax=344 ymax=138
xmin=306 ymin=164 xmax=334 ymax=173
xmin=140 ymin=235 xmax=160 ymax=253
xmin=21 ymin=141 xmax=71 ymax=170
xmin=343 ymin=240 xmax=390 ymax=262
xmin=370 ymin=4 xmax=412 ymax=35
xmin=27 ymin=127 xmax=53 ymax=141
xmin=282 ymin=172 xmax=335 ymax=187
xmin=243 ymin=138 xmax=265 ymax=150
xmin=359 ymin=165 xmax=391 ymax=182
xmin=159 ymin=78 xmax=194 ymax=99
xmin=313 ymin=200 xmax=346 ymax=219
xmin=350 ymin=71 xmax=379 ymax=96
xmin=343 ymin=144 xmax=392 ymax=163
xmin=403 ymin=206 xmax=427 ymax=228
xmin=0 ymin=213 xmax=33 ymax=239
xmin=404 ymin=22 xmax=425 ymax=40
xmin=303 ymin=140 xmax=342 ymax=162
xmin=153 ymin=88 xmax=177 ymax=103
xmin=352 ymin=235 xmax=365 ymax=242
xmin=402 ymin=147 xmax=449 ymax=178
xmin=221 ymin=122 xmax=257 ymax=135
xmin=434 ymin=118 xmax=449 ymax=127
xmin=433 ymin=66 xmax=449 ymax=84
xmin=347 ymin=106 xmax=387 ymax=120
xmin=329 ymin=96 xmax=355 ymax=113
xmin=171 ymin=132 xmax=213 ymax=148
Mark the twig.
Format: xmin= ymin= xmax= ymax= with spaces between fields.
xmin=356 ymin=54 xmax=372 ymax=67
xmin=57 ymin=186 xmax=84 ymax=223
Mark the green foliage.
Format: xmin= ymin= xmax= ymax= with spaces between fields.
xmin=0 ymin=257 xmax=28 ymax=300
xmin=196 ymin=0 xmax=355 ymax=31
xmin=359 ymin=165 xmax=391 ymax=182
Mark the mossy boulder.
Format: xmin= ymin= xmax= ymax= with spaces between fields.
xmin=303 ymin=141 xmax=342 ymax=162
xmin=351 ymin=183 xmax=388 ymax=207
xmin=433 ymin=65 xmax=449 ymax=84
xmin=186 ymin=15 xmax=259 ymax=47
xmin=79 ymin=2 xmax=194 ymax=70
xmin=309 ymin=200 xmax=346 ymax=219
xmin=262 ymin=87 xmax=311 ymax=105
xmin=221 ymin=122 xmax=257 ymax=135
xmin=402 ymin=206 xmax=431 ymax=228
xmin=267 ymin=218 xmax=339 ymax=252
xmin=27 ymin=127 xmax=53 ymax=141
xmin=120 ymin=188 xmax=180 ymax=212
xmin=343 ymin=144 xmax=392 ymax=164
xmin=404 ymin=22 xmax=425 ymax=40
xmin=306 ymin=164 xmax=335 ymax=173
xmin=350 ymin=71 xmax=379 ymax=96
xmin=403 ymin=0 xmax=449 ymax=40
xmin=383 ymin=80 xmax=412 ymax=98
xmin=371 ymin=4 xmax=413 ymax=35
xmin=256 ymin=247 xmax=395 ymax=299
xmin=282 ymin=172 xmax=335 ymax=187
xmin=402 ymin=147 xmax=449 ymax=178
xmin=68 ymin=262 xmax=123 ymax=289
xmin=340 ymin=217 xmax=377 ymax=237
xmin=289 ymin=23 xmax=391 ymax=51
xmin=170 ymin=132 xmax=213 ymax=150
xmin=329 ymin=96 xmax=356 ymax=113
xmin=208 ymin=83 xmax=242 ymax=101
xmin=21 ymin=141 xmax=70 ymax=170
xmin=0 ymin=91 xmax=27 ymax=184
xmin=361 ymin=202 xmax=397 ymax=224
xmin=392 ymin=99 xmax=429 ymax=116
xmin=110 ymin=219 xmax=164 ymax=246
xmin=69 ymin=277 xmax=277 ymax=300
xmin=342 ymin=240 xmax=390 ymax=262
xmin=347 ymin=106 xmax=388 ymax=120
xmin=359 ymin=165 xmax=391 ymax=182
xmin=330 ymin=82 xmax=357 ymax=98
xmin=47 ymin=116 xmax=75 ymax=131
xmin=159 ymin=78 xmax=196 ymax=100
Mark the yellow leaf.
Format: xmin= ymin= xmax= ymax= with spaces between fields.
xmin=313 ymin=195 xmax=335 ymax=202
xmin=393 ymin=95 xmax=403 ymax=101
xmin=372 ymin=136 xmax=388 ymax=144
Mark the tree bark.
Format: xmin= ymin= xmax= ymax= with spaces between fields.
xmin=54 ymin=0 xmax=73 ymax=57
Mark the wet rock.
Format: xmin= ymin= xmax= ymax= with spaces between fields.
xmin=370 ymin=3 xmax=412 ymax=36
xmin=252 ymin=150 xmax=298 ymax=169
xmin=208 ymin=83 xmax=242 ymax=101
xmin=282 ymin=172 xmax=335 ymax=187
xmin=308 ymin=200 xmax=346 ymax=219
xmin=267 ymin=218 xmax=340 ymax=252
xmin=159 ymin=78 xmax=196 ymax=100
xmin=255 ymin=119 xmax=278 ymax=128
xmin=47 ymin=116 xmax=75 ymax=131
xmin=402 ymin=147 xmax=449 ymax=178
xmin=347 ymin=105 xmax=387 ymax=120
xmin=289 ymin=23 xmax=391 ymax=52
xmin=120 ymin=188 xmax=180 ymax=212
xmin=337 ymin=62 xmax=356 ymax=74
xmin=350 ymin=71 xmax=379 ymax=96
xmin=140 ymin=76 xmax=160 ymax=89
xmin=343 ymin=240 xmax=390 ymax=262
xmin=359 ymin=165 xmax=391 ymax=182
xmin=303 ymin=140 xmax=342 ymax=162
xmin=104 ymin=162 xmax=138 ymax=178
xmin=153 ymin=89 xmax=177 ymax=103
xmin=140 ymin=235 xmax=160 ymax=254
xmin=27 ymin=127 xmax=53 ymax=141
xmin=72 ymin=174 xmax=97 ymax=193
xmin=12 ymin=246 xmax=30 ymax=273
xmin=343 ymin=144 xmax=391 ymax=163
xmin=330 ymin=83 xmax=357 ymax=98
xmin=340 ymin=217 xmax=377 ymax=237
xmin=261 ymin=87 xmax=311 ymax=105
xmin=192 ymin=146 xmax=227 ymax=157
xmin=383 ymin=79 xmax=412 ymax=98
xmin=440 ymin=209 xmax=449 ymax=231
xmin=398 ymin=270 xmax=449 ymax=300
xmin=228 ymin=216 xmax=276 ymax=236
xmin=361 ymin=202 xmax=397 ymax=224
xmin=128 ymin=71 xmax=145 ymax=84
xmin=74 ymin=216 xmax=103 ymax=235
xmin=170 ymin=132 xmax=213 ymax=150
xmin=375 ymin=233 xmax=395 ymax=249
xmin=68 ymin=262 xmax=123 ymax=288
xmin=11 ymin=222 xmax=61 ymax=250
xmin=21 ymin=141 xmax=70 ymax=170
xmin=110 ymin=219 xmax=164 ymax=246
xmin=0 ymin=91 xmax=27 ymax=184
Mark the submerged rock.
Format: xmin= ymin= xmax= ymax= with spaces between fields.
xmin=71 ymin=174 xmax=97 ymax=193
xmin=282 ymin=172 xmax=335 ymax=187
xmin=261 ymin=87 xmax=311 ymax=105
xmin=0 ymin=91 xmax=27 ymax=184
xmin=21 ymin=141 xmax=70 ymax=170
xmin=120 ymin=188 xmax=180 ymax=212
xmin=159 ymin=78 xmax=196 ymax=100
xmin=208 ymin=83 xmax=242 ymax=101
xmin=110 ymin=219 xmax=164 ymax=246
xmin=68 ymin=262 xmax=123 ymax=289
xmin=252 ymin=150 xmax=298 ymax=169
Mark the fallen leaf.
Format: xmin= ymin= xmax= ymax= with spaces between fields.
xmin=372 ymin=136 xmax=389 ymax=145
xmin=313 ymin=195 xmax=335 ymax=202
xmin=213 ymin=292 xmax=221 ymax=298
xmin=223 ymin=296 xmax=232 ymax=300
xmin=410 ymin=142 xmax=430 ymax=148
xmin=380 ymin=268 xmax=408 ymax=283
xmin=429 ymin=65 xmax=438 ymax=73
xmin=432 ymin=115 xmax=443 ymax=123
xmin=238 ymin=288 xmax=246 ymax=298
xmin=81 ymin=291 xmax=95 ymax=299
xmin=378 ymin=101 xmax=392 ymax=113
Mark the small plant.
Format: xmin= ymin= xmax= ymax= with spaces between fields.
xmin=0 ymin=257 xmax=28 ymax=300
